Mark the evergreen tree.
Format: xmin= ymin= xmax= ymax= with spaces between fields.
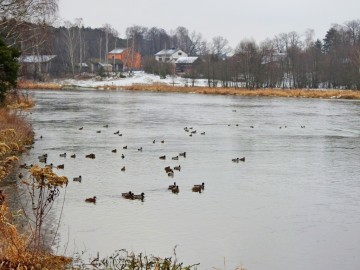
xmin=0 ymin=37 xmax=20 ymax=103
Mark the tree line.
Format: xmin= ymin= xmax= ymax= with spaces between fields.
xmin=1 ymin=0 xmax=360 ymax=89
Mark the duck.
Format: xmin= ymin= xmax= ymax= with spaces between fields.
xmin=38 ymin=157 xmax=47 ymax=163
xmin=18 ymin=173 xmax=23 ymax=179
xmin=171 ymin=185 xmax=179 ymax=194
xmin=232 ymin=157 xmax=245 ymax=162
xmin=70 ymin=154 xmax=76 ymax=158
xmin=118 ymin=133 xmax=123 ymax=136
xmin=85 ymin=153 xmax=96 ymax=159
xmin=179 ymin=152 xmax=186 ymax=158
xmin=133 ymin=193 xmax=145 ymax=200
xmin=201 ymin=132 xmax=205 ymax=135
xmin=45 ymin=163 xmax=54 ymax=169
xmin=114 ymin=130 xmax=120 ymax=135
xmin=153 ymin=140 xmax=156 ymax=144
xmin=85 ymin=196 xmax=96 ymax=203
xmin=168 ymin=171 xmax=174 ymax=177
xmin=172 ymin=156 xmax=179 ymax=160
xmin=168 ymin=182 xmax=176 ymax=190
xmin=174 ymin=165 xmax=181 ymax=171
xmin=193 ymin=182 xmax=205 ymax=190
xmin=191 ymin=130 xmax=196 ymax=134
xmin=122 ymin=191 xmax=134 ymax=199
xmin=38 ymin=154 xmax=48 ymax=159
xmin=96 ymin=130 xmax=101 ymax=133
xmin=24 ymin=164 xmax=33 ymax=169
xmin=159 ymin=155 xmax=166 ymax=160
xmin=57 ymin=164 xmax=64 ymax=169
xmin=138 ymin=147 xmax=143 ymax=152
xmin=103 ymin=124 xmax=109 ymax=128
xmin=123 ymin=145 xmax=127 ymax=149
xmin=192 ymin=185 xmax=202 ymax=193
xmin=121 ymin=154 xmax=125 ymax=159
xmin=112 ymin=149 xmax=117 ymax=153
xmin=161 ymin=140 xmax=165 ymax=143
xmin=59 ymin=153 xmax=66 ymax=158
xmin=79 ymin=127 xmax=83 ymax=130
xmin=73 ymin=176 xmax=82 ymax=183
xmin=0 ymin=190 xmax=5 ymax=205
xmin=250 ymin=126 xmax=254 ymax=128
xmin=121 ymin=166 xmax=126 ymax=172
xmin=19 ymin=163 xmax=27 ymax=169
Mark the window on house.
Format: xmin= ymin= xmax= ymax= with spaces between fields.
xmin=159 ymin=58 xmax=162 ymax=61
xmin=165 ymin=57 xmax=170 ymax=61
xmin=178 ymin=52 xmax=182 ymax=55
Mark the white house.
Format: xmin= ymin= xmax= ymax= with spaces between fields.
xmin=155 ymin=48 xmax=188 ymax=63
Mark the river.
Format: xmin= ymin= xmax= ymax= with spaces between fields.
xmin=12 ymin=89 xmax=360 ymax=270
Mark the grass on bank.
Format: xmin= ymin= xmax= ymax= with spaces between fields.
xmin=18 ymin=79 xmax=360 ymax=100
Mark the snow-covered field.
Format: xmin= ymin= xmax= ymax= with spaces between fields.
xmin=57 ymin=71 xmax=209 ymax=88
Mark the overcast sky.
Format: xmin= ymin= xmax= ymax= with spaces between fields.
xmin=58 ymin=0 xmax=360 ymax=47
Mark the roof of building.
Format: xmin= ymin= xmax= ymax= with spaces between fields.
xmin=175 ymin=57 xmax=199 ymax=64
xmin=19 ymin=55 xmax=56 ymax=63
xmin=109 ymin=48 xmax=126 ymax=54
xmin=99 ymin=63 xmax=113 ymax=67
xmin=155 ymin=48 xmax=183 ymax=56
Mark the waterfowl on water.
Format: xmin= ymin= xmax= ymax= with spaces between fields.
xmin=103 ymin=124 xmax=109 ymax=128
xmin=121 ymin=166 xmax=126 ymax=172
xmin=19 ymin=163 xmax=27 ymax=169
xmin=59 ymin=153 xmax=66 ymax=158
xmin=79 ymin=127 xmax=83 ymax=130
xmin=172 ymin=156 xmax=179 ymax=160
xmin=123 ymin=145 xmax=127 ymax=149
xmin=96 ymin=130 xmax=101 ymax=133
xmin=122 ymin=191 xmax=133 ymax=199
xmin=201 ymin=132 xmax=205 ymax=135
xmin=168 ymin=182 xmax=176 ymax=190
xmin=179 ymin=152 xmax=186 ymax=158
xmin=171 ymin=186 xmax=179 ymax=194
xmin=193 ymin=182 xmax=205 ymax=190
xmin=133 ymin=193 xmax=145 ymax=200
xmin=232 ymin=157 xmax=245 ymax=162
xmin=138 ymin=147 xmax=143 ymax=152
xmin=73 ymin=176 xmax=82 ymax=183
xmin=24 ymin=164 xmax=33 ymax=169
xmin=70 ymin=154 xmax=76 ymax=158
xmin=153 ymin=140 xmax=156 ymax=144
xmin=121 ymin=154 xmax=125 ymax=159
xmin=45 ymin=163 xmax=53 ymax=169
xmin=114 ymin=130 xmax=120 ymax=135
xmin=112 ymin=149 xmax=117 ymax=153
xmin=86 ymin=153 xmax=96 ymax=159
xmin=192 ymin=185 xmax=202 ymax=193
xmin=161 ymin=140 xmax=165 ymax=143
xmin=18 ymin=173 xmax=23 ymax=179
xmin=174 ymin=165 xmax=181 ymax=171
xmin=159 ymin=155 xmax=166 ymax=160
xmin=57 ymin=164 xmax=64 ymax=169
xmin=85 ymin=196 xmax=96 ymax=203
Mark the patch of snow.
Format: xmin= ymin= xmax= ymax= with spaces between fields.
xmin=59 ymin=71 xmax=209 ymax=88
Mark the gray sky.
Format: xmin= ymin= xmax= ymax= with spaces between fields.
xmin=58 ymin=0 xmax=360 ymax=47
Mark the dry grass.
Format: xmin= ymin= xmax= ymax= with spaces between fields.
xmin=0 ymin=110 xmax=34 ymax=181
xmin=0 ymin=204 xmax=72 ymax=270
xmin=17 ymin=80 xmax=62 ymax=90
xmin=18 ymin=79 xmax=360 ymax=100
xmin=123 ymin=84 xmax=360 ymax=100
xmin=5 ymin=91 xmax=35 ymax=110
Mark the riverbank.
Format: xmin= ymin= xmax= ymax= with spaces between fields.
xmin=18 ymin=79 xmax=360 ymax=100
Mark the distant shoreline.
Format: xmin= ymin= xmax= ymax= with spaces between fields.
xmin=17 ymin=81 xmax=360 ymax=100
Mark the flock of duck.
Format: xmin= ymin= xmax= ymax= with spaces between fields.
xmin=16 ymin=124 xmax=211 ymax=205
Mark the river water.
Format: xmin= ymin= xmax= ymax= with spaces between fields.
xmin=12 ymin=89 xmax=360 ymax=269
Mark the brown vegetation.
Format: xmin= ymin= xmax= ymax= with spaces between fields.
xmin=5 ymin=91 xmax=35 ymax=110
xmin=0 ymin=111 xmax=34 ymax=181
xmin=119 ymin=84 xmax=360 ymax=100
xmin=17 ymin=80 xmax=62 ymax=90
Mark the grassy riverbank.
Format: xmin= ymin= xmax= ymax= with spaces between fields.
xmin=18 ymin=80 xmax=360 ymax=100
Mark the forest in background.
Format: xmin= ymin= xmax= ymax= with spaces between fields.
xmin=1 ymin=0 xmax=360 ymax=89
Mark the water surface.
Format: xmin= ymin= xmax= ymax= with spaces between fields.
xmin=12 ymin=89 xmax=360 ymax=270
